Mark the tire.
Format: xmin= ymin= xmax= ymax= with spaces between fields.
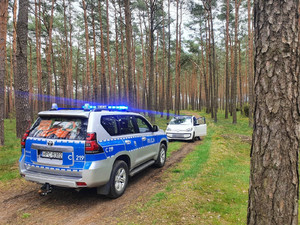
xmin=190 ymin=132 xmax=196 ymax=143
xmin=108 ymin=160 xmax=128 ymax=199
xmin=154 ymin=144 xmax=167 ymax=168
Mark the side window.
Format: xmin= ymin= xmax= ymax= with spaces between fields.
xmin=197 ymin=117 xmax=206 ymax=125
xmin=135 ymin=116 xmax=152 ymax=133
xmin=101 ymin=116 xmax=119 ymax=136
xmin=118 ymin=115 xmax=136 ymax=135
xmin=193 ymin=117 xmax=197 ymax=126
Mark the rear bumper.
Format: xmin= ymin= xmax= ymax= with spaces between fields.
xmin=19 ymin=156 xmax=113 ymax=188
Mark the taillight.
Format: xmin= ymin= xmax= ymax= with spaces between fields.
xmin=76 ymin=182 xmax=87 ymax=187
xmin=21 ymin=130 xmax=30 ymax=148
xmin=85 ymin=132 xmax=103 ymax=154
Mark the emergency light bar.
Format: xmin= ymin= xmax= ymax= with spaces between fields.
xmin=82 ymin=104 xmax=128 ymax=111
xmin=50 ymin=103 xmax=128 ymax=111
xmin=51 ymin=103 xmax=58 ymax=110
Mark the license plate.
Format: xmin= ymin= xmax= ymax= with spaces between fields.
xmin=41 ymin=151 xmax=63 ymax=159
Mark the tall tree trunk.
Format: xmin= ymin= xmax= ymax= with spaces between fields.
xmin=155 ymin=31 xmax=159 ymax=111
xmin=209 ymin=3 xmax=217 ymax=123
xmin=148 ymin=0 xmax=155 ymax=122
xmin=82 ymin=0 xmax=91 ymax=101
xmin=35 ymin=0 xmax=42 ymax=111
xmin=207 ymin=14 xmax=213 ymax=118
xmin=9 ymin=42 xmax=13 ymax=116
xmin=106 ymin=0 xmax=112 ymax=103
xmin=248 ymin=0 xmax=254 ymax=126
xmin=174 ymin=0 xmax=180 ymax=115
xmin=118 ymin=0 xmax=127 ymax=104
xmin=124 ymin=0 xmax=134 ymax=107
xmin=161 ymin=10 xmax=166 ymax=117
xmin=166 ymin=0 xmax=171 ymax=120
xmin=29 ymin=41 xmax=34 ymax=121
xmin=75 ymin=46 xmax=80 ymax=106
xmin=91 ymin=7 xmax=98 ymax=102
xmin=63 ymin=0 xmax=69 ymax=106
xmin=15 ymin=0 xmax=31 ymax=138
xmin=200 ymin=22 xmax=209 ymax=114
xmin=0 ymin=0 xmax=9 ymax=145
xmin=247 ymin=1 xmax=299 ymax=224
xmin=68 ymin=1 xmax=73 ymax=106
xmin=238 ymin=40 xmax=243 ymax=114
xmin=99 ymin=0 xmax=107 ymax=104
xmin=139 ymin=12 xmax=147 ymax=112
xmin=45 ymin=0 xmax=55 ymax=109
xmin=232 ymin=0 xmax=240 ymax=124
xmin=113 ymin=1 xmax=121 ymax=103
xmin=230 ymin=37 xmax=234 ymax=116
xmin=12 ymin=0 xmax=17 ymax=113
xmin=225 ymin=0 xmax=230 ymax=119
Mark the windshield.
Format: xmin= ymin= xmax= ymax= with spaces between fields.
xmin=29 ymin=117 xmax=88 ymax=140
xmin=169 ymin=117 xmax=192 ymax=125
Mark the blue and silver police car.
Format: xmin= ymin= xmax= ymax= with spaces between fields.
xmin=19 ymin=104 xmax=168 ymax=198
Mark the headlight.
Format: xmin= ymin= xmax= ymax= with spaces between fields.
xmin=186 ymin=127 xmax=193 ymax=132
xmin=166 ymin=127 xmax=171 ymax=131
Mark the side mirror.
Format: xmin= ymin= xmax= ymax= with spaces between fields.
xmin=152 ymin=125 xmax=159 ymax=132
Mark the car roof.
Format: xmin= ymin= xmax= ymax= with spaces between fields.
xmin=38 ymin=110 xmax=143 ymax=118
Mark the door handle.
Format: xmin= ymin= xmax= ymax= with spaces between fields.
xmin=125 ymin=140 xmax=131 ymax=145
xmin=142 ymin=137 xmax=146 ymax=141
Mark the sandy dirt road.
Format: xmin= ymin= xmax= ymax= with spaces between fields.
xmin=0 ymin=141 xmax=199 ymax=225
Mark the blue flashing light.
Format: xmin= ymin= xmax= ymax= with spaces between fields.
xmin=82 ymin=104 xmax=128 ymax=111
xmin=108 ymin=105 xmax=128 ymax=110
xmin=51 ymin=103 xmax=58 ymax=110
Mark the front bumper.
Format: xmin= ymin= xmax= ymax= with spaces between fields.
xmin=166 ymin=132 xmax=192 ymax=140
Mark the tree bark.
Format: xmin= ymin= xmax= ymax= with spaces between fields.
xmin=166 ymin=0 xmax=171 ymax=120
xmin=91 ymin=6 xmax=98 ymax=102
xmin=247 ymin=1 xmax=299 ymax=224
xmin=124 ymin=0 xmax=134 ymax=107
xmin=247 ymin=0 xmax=254 ymax=126
xmin=225 ymin=0 xmax=230 ymax=119
xmin=0 ymin=0 xmax=9 ymax=145
xmin=82 ymin=0 xmax=91 ymax=101
xmin=232 ymin=0 xmax=241 ymax=124
xmin=15 ymin=0 xmax=31 ymax=138
xmin=106 ymin=0 xmax=112 ymax=103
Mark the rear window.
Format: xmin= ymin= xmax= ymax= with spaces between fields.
xmin=29 ymin=117 xmax=88 ymax=140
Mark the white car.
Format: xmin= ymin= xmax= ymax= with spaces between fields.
xmin=166 ymin=115 xmax=207 ymax=141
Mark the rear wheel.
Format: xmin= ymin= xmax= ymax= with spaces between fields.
xmin=108 ymin=160 xmax=128 ymax=198
xmin=154 ymin=144 xmax=167 ymax=168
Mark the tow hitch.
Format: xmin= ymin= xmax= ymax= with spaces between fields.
xmin=38 ymin=183 xmax=52 ymax=196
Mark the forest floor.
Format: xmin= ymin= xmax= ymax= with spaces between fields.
xmin=0 ymin=141 xmax=198 ymax=225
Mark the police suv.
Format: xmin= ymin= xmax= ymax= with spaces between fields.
xmin=19 ymin=104 xmax=168 ymax=198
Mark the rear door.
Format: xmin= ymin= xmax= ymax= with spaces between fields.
xmin=25 ymin=117 xmax=87 ymax=174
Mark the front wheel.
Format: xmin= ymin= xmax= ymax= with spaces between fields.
xmin=108 ymin=160 xmax=128 ymax=198
xmin=154 ymin=144 xmax=167 ymax=168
